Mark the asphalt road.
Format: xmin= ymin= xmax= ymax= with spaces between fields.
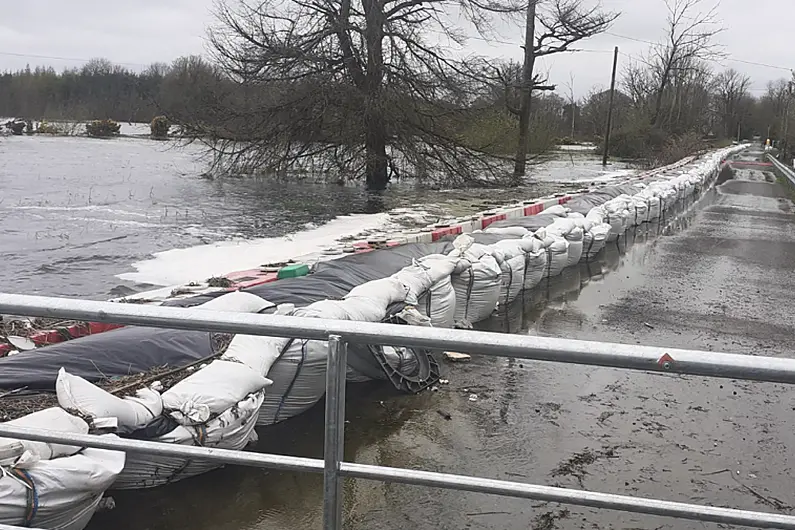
xmin=90 ymin=147 xmax=795 ymax=530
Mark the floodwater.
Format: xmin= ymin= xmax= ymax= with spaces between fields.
xmin=83 ymin=149 xmax=795 ymax=530
xmin=0 ymin=134 xmax=629 ymax=298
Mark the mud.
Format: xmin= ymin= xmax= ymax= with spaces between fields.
xmin=87 ymin=147 xmax=795 ymax=530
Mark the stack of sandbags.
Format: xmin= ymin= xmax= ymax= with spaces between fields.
xmin=0 ymin=409 xmax=125 ymax=529
xmin=111 ymin=359 xmax=270 ymax=489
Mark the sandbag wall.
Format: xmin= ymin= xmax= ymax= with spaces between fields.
xmin=0 ymin=145 xmax=744 ymax=519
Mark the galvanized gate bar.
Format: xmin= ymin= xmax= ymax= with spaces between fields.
xmin=341 ymin=462 xmax=795 ymax=529
xmin=1 ymin=424 xmax=795 ymax=530
xmin=0 ymin=424 xmax=324 ymax=473
xmin=4 ymin=292 xmax=795 ymax=529
xmin=4 ymin=293 xmax=795 ymax=384
xmin=323 ymin=336 xmax=347 ymax=530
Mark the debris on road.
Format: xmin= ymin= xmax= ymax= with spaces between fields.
xmin=444 ymin=351 xmax=471 ymax=362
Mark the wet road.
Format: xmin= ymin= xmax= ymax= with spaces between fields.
xmin=88 ymin=147 xmax=795 ymax=530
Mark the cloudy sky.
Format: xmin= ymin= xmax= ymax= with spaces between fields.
xmin=0 ymin=0 xmax=790 ymax=98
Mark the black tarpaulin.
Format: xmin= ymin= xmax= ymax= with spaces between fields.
xmin=0 ymin=326 xmax=214 ymax=391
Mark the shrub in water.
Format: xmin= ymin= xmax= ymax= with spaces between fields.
xmin=86 ymin=119 xmax=121 ymax=138
xmin=150 ymin=116 xmax=170 ymax=139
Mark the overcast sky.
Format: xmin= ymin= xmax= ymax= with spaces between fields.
xmin=0 ymin=0 xmax=790 ymax=98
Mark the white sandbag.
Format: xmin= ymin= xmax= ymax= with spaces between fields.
xmin=393 ymin=258 xmax=456 ymax=305
xmin=483 ymin=226 xmax=529 ymax=237
xmin=498 ymin=254 xmax=525 ymax=306
xmin=581 ymin=223 xmax=610 ymax=261
xmin=256 ymin=335 xmax=328 ymax=425
xmin=450 ymin=254 xmax=501 ymax=325
xmin=0 ymin=409 xmax=88 ymax=467
xmin=417 ymin=275 xmax=456 ymax=328
xmin=564 ymin=235 xmax=583 ymax=268
xmin=221 ymin=303 xmax=296 ymax=376
xmin=195 ymin=291 xmax=276 ymax=313
xmin=196 ymin=291 xmax=274 ymax=313
xmin=113 ymin=391 xmax=264 ymax=490
xmin=303 ymin=297 xmax=385 ymax=322
xmin=543 ymin=205 xmax=569 ymax=217
xmin=492 ymin=240 xmax=526 ymax=306
xmin=56 ymin=369 xmax=163 ymax=434
xmin=162 ymin=360 xmax=272 ymax=425
xmin=346 ymin=277 xmax=409 ymax=309
xmin=222 ymin=335 xmax=291 ymax=377
xmin=523 ymin=246 xmax=547 ymax=290
xmin=533 ymin=233 xmax=569 ymax=278
xmin=0 ymin=441 xmax=124 ymax=529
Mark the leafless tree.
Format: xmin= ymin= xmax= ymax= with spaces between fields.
xmin=512 ymin=0 xmax=618 ymax=180
xmin=648 ymin=0 xmax=723 ymax=126
xmin=712 ymin=68 xmax=751 ymax=139
xmin=186 ymin=0 xmax=529 ymax=190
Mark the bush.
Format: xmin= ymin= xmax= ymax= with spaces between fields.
xmin=37 ymin=120 xmax=81 ymax=135
xmin=85 ymin=119 xmax=121 ymax=138
xmin=150 ymin=116 xmax=170 ymax=139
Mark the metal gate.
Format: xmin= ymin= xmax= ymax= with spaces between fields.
xmin=2 ymin=293 xmax=795 ymax=529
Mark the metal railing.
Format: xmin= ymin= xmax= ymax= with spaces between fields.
xmin=2 ymin=293 xmax=795 ymax=529
xmin=768 ymin=153 xmax=795 ymax=187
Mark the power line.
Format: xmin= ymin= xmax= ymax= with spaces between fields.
xmin=603 ymin=31 xmax=793 ymax=72
xmin=0 ymin=51 xmax=150 ymax=69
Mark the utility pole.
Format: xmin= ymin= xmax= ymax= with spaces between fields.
xmin=602 ymin=46 xmax=619 ymax=167
xmin=569 ymin=73 xmax=576 ymax=140
xmin=783 ymin=79 xmax=793 ymax=161
xmin=513 ymin=0 xmax=538 ymax=181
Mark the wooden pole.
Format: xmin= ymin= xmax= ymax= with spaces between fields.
xmin=602 ymin=46 xmax=619 ymax=167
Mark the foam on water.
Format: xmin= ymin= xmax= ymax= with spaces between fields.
xmin=118 ymin=213 xmax=394 ymax=286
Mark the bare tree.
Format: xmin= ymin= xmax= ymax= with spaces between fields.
xmin=512 ymin=0 xmax=618 ymax=180
xmin=190 ymin=0 xmax=527 ymax=190
xmin=712 ymin=68 xmax=751 ymax=139
xmin=648 ymin=0 xmax=723 ymax=126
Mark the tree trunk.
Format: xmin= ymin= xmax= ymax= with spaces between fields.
xmin=363 ymin=0 xmax=388 ymax=191
xmin=365 ymin=120 xmax=389 ymax=190
xmin=512 ymin=0 xmax=538 ymax=183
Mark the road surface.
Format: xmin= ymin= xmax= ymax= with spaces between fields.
xmin=88 ymin=147 xmax=795 ymax=530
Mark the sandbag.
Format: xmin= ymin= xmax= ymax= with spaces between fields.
xmin=221 ymin=304 xmax=296 ymax=376
xmin=417 ymin=275 xmax=456 ymax=328
xmin=0 ymin=442 xmax=124 ymax=529
xmin=0 ymin=409 xmax=88 ymax=467
xmin=533 ymin=233 xmax=569 ymax=278
xmin=498 ymin=254 xmax=525 ymax=306
xmin=114 ymin=390 xmax=264 ymax=490
xmin=345 ymin=277 xmax=409 ymax=310
xmin=492 ymin=240 xmax=527 ymax=306
xmin=522 ymin=240 xmax=547 ymax=290
xmin=450 ymin=254 xmax=501 ymax=325
xmin=56 ymin=369 xmax=163 ymax=434
xmin=393 ymin=258 xmax=457 ymax=305
xmin=161 ymin=360 xmax=272 ymax=425
xmin=256 ymin=337 xmax=328 ymax=425
xmin=543 ymin=205 xmax=569 ymax=217
xmin=482 ymin=226 xmax=529 ymax=237
xmin=581 ymin=223 xmax=611 ymax=261
xmin=196 ymin=291 xmax=274 ymax=313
